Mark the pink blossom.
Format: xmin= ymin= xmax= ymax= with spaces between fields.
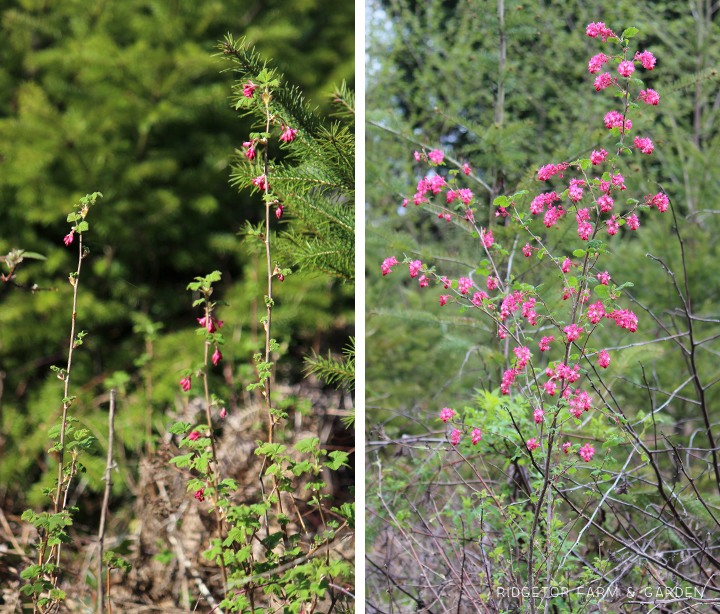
xmin=458 ymin=276 xmax=473 ymax=295
xmin=569 ymin=179 xmax=585 ymax=202
xmin=627 ymin=213 xmax=640 ymax=230
xmin=441 ymin=276 xmax=451 ymax=289
xmin=464 ymin=209 xmax=474 ymax=222
xmin=586 ymin=301 xmax=606 ymax=324
xmin=276 ymin=205 xmax=284 ymax=219
xmin=63 ymin=231 xmax=74 ymax=246
xmin=522 ymin=243 xmax=533 ymax=258
xmin=561 ymin=286 xmax=575 ymax=301
xmin=569 ymin=391 xmax=592 ymax=418
xmin=640 ymin=88 xmax=659 ymax=105
xmin=501 ymin=368 xmax=517 ymax=395
xmin=252 ymin=174 xmax=267 ymax=190
xmin=471 ymin=428 xmax=482 ymax=444
xmin=280 ymin=126 xmax=298 ymax=142
xmin=461 ymin=163 xmax=471 ymax=175
xmin=481 ymin=229 xmax=494 ymax=249
xmin=538 ymin=164 xmax=557 ymax=181
xmin=594 ymin=72 xmax=613 ymax=91
xmin=579 ymin=443 xmax=595 ymax=462
xmin=220 ymin=407 xmax=227 ymax=418
xmin=194 ymin=488 xmax=205 ymax=501
xmin=414 ymin=151 xmax=423 ymax=161
xmin=564 ymin=324 xmax=583 ymax=342
xmin=598 ymin=350 xmax=611 ymax=368
xmin=597 ymin=271 xmax=611 ymax=285
xmin=409 ymin=260 xmax=423 ymax=278
xmin=561 ymin=258 xmax=572 ymax=273
xmin=591 ymin=149 xmax=608 ymax=165
xmin=607 ymin=308 xmax=638 ymax=332
xmin=557 ymin=363 xmax=581 ymax=383
xmin=634 ymin=50 xmax=656 ymax=70
xmin=563 ymin=442 xmax=572 ymax=454
xmin=198 ymin=316 xmax=224 ymax=333
xmin=543 ymin=380 xmax=557 ymax=396
xmin=495 ymin=206 xmax=508 ymax=217
xmin=430 ymin=175 xmax=446 ymax=194
xmin=521 ymin=296 xmax=536 ymax=318
xmin=212 ymin=348 xmax=222 ymax=366
xmin=606 ymin=215 xmax=620 ymax=236
xmin=458 ymin=188 xmax=473 ymax=204
xmin=514 ymin=346 xmax=531 ymax=369
xmin=611 ymin=172 xmax=626 ymax=190
xmin=487 ymin=276 xmax=498 ymax=291
xmin=472 ymin=291 xmax=488 ymax=307
xmin=588 ymin=53 xmax=609 ymax=74
xmin=498 ymin=325 xmax=507 ymax=339
xmin=446 ymin=190 xmax=457 ymax=204
xmin=418 ymin=274 xmax=429 ymax=287
xmin=243 ymin=142 xmax=256 ymax=160
xmin=526 ymin=438 xmax=540 ymax=451
xmin=586 ymin=22 xmax=614 ymax=41
xmin=577 ymin=219 xmax=593 ymax=241
xmin=439 ymin=295 xmax=450 ymax=306
xmin=533 ymin=406 xmax=544 ymax=424
xmin=544 ymin=205 xmax=565 ymax=228
xmin=429 ymin=149 xmax=444 ymax=165
xmin=604 ymin=111 xmax=632 ymax=132
xmin=402 ymin=199 xmax=408 ymax=207
xmin=381 ymin=256 xmax=399 ymax=276
xmin=413 ymin=193 xmax=427 ymax=206
xmin=539 ymin=336 xmax=554 ymax=352
xmin=188 ymin=431 xmax=200 ymax=441
xmin=598 ymin=194 xmax=614 ymax=212
xmin=618 ymin=60 xmax=635 ymax=78
xmin=652 ymin=193 xmax=669 ymax=212
xmin=634 ymin=136 xmax=654 ymax=154
xmin=440 ymin=407 xmax=456 ymax=423
xmin=277 ymin=273 xmax=284 ymax=282
xmin=450 ymin=429 xmax=462 ymax=446
xmin=243 ymin=82 xmax=257 ymax=98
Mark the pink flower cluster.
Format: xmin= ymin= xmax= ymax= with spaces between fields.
xmin=564 ymin=324 xmax=583 ymax=342
xmin=586 ymin=22 xmax=615 ymax=41
xmin=533 ymin=406 xmax=544 ymax=424
xmin=618 ymin=60 xmax=635 ymax=78
xmin=458 ymin=276 xmax=473 ymax=294
xmin=607 ymin=308 xmax=638 ymax=332
xmin=640 ymin=89 xmax=659 ymax=105
xmin=514 ymin=346 xmax=531 ymax=368
xmin=576 ymin=208 xmax=593 ymax=240
xmin=409 ymin=260 xmax=423 ymax=278
xmin=539 ymin=336 xmax=554 ymax=352
xmin=280 ymin=125 xmax=298 ymax=142
xmin=526 ymin=438 xmax=540 ymax=451
xmin=428 ymin=149 xmax=444 ymax=165
xmin=591 ymin=149 xmax=608 ymax=165
xmin=598 ymin=350 xmax=611 ymax=368
xmin=569 ymin=179 xmax=585 ymax=202
xmin=588 ymin=53 xmax=609 ymax=74
xmin=471 ymin=428 xmax=482 ymax=444
xmin=569 ymin=390 xmax=592 ymax=418
xmin=594 ymin=73 xmax=614 ymax=91
xmin=440 ymin=407 xmax=455 ymax=423
xmin=381 ymin=256 xmax=399 ymax=276
xmin=198 ymin=316 xmax=224 ymax=333
xmin=501 ymin=368 xmax=517 ymax=395
xmin=537 ymin=163 xmax=568 ymax=181
xmin=604 ymin=111 xmax=632 ymax=133
xmin=451 ymin=429 xmax=462 ymax=445
xmin=586 ymin=301 xmax=606 ymax=324
xmin=634 ymin=136 xmax=654 ymax=154
xmin=530 ymin=191 xmax=560 ymax=215
xmin=635 ymin=50 xmax=656 ymax=70
xmin=579 ymin=443 xmax=596 ymax=462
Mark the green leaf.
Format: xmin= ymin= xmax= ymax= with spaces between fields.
xmin=324 ymin=450 xmax=350 ymax=470
xmin=572 ymin=249 xmax=585 ymax=257
xmin=622 ymin=27 xmax=639 ymax=39
xmin=168 ymin=422 xmax=192 ymax=435
xmin=76 ymin=220 xmax=89 ymax=233
xmin=168 ymin=454 xmax=193 ymax=467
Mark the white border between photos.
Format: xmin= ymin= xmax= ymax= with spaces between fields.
xmin=354 ymin=0 xmax=366 ymax=608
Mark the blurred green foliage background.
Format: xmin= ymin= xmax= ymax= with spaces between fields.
xmin=0 ymin=0 xmax=354 ymax=504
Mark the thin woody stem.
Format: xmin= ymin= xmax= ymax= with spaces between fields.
xmin=202 ymin=299 xmax=228 ymax=599
xmin=49 ymin=232 xmax=83 ymax=591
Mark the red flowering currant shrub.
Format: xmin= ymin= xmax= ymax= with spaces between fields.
xmin=376 ymin=23 xmax=720 ymax=612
